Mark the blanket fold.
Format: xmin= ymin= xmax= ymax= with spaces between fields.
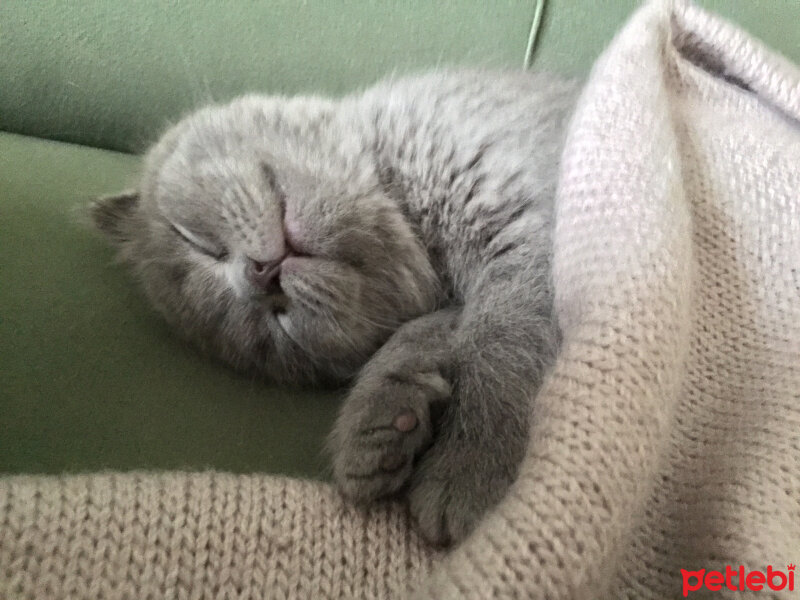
xmin=2 ymin=1 xmax=798 ymax=598
xmin=418 ymin=1 xmax=799 ymax=598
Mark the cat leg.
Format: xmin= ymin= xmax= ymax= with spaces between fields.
xmin=329 ymin=308 xmax=459 ymax=501
xmin=331 ymin=256 xmax=555 ymax=545
xmin=406 ymin=258 xmax=556 ymax=545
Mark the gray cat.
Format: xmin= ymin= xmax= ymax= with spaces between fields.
xmin=92 ymin=70 xmax=576 ymax=546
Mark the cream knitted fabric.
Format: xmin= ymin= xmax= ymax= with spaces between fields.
xmin=2 ymin=2 xmax=799 ymax=598
xmin=416 ymin=1 xmax=800 ymax=598
xmin=0 ymin=472 xmax=440 ymax=599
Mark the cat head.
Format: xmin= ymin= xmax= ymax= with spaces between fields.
xmin=92 ymin=96 xmax=438 ymax=385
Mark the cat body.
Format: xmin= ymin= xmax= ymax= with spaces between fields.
xmin=93 ymin=70 xmax=577 ymax=545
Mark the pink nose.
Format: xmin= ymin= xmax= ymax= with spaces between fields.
xmin=246 ymin=257 xmax=283 ymax=294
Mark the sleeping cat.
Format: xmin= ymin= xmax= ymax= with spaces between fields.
xmin=92 ymin=70 xmax=577 ymax=546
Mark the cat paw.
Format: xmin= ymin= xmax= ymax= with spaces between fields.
xmin=330 ymin=368 xmax=450 ymax=502
xmin=407 ymin=440 xmax=511 ymax=547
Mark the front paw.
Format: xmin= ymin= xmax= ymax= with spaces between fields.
xmin=330 ymin=368 xmax=450 ymax=502
xmin=407 ymin=440 xmax=515 ymax=547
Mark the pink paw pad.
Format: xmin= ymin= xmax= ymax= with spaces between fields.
xmin=393 ymin=410 xmax=418 ymax=432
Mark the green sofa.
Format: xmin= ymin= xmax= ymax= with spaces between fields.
xmin=2 ymin=1 xmax=797 ymax=478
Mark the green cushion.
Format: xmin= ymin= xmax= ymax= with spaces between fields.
xmin=0 ymin=1 xmax=536 ymax=153
xmin=2 ymin=1 xmax=797 ymax=153
xmin=0 ymin=131 xmax=338 ymax=476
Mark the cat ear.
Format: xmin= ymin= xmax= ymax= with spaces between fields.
xmin=91 ymin=190 xmax=140 ymax=244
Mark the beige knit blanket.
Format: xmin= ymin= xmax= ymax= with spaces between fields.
xmin=3 ymin=1 xmax=799 ymax=598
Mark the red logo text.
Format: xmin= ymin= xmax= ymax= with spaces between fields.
xmin=681 ymin=565 xmax=795 ymax=596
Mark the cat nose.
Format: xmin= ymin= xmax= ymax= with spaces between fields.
xmin=246 ymin=256 xmax=283 ymax=294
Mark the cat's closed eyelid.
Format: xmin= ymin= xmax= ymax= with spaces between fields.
xmin=169 ymin=221 xmax=228 ymax=260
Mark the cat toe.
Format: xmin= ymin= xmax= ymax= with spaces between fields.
xmin=332 ymin=409 xmax=426 ymax=501
xmin=330 ymin=373 xmax=449 ymax=502
xmin=407 ymin=441 xmax=512 ymax=547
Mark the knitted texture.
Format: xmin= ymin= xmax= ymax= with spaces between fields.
xmin=2 ymin=1 xmax=799 ymax=598
xmin=416 ymin=1 xmax=800 ymax=598
xmin=0 ymin=472 xmax=439 ymax=599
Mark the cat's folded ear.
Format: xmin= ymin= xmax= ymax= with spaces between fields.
xmin=90 ymin=190 xmax=140 ymax=244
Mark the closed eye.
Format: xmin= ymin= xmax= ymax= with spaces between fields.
xmin=169 ymin=222 xmax=228 ymax=260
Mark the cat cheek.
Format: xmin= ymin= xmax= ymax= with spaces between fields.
xmin=216 ymin=262 xmax=249 ymax=299
xmin=277 ymin=312 xmax=293 ymax=334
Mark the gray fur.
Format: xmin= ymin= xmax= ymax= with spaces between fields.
xmin=92 ymin=70 xmax=577 ymax=545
